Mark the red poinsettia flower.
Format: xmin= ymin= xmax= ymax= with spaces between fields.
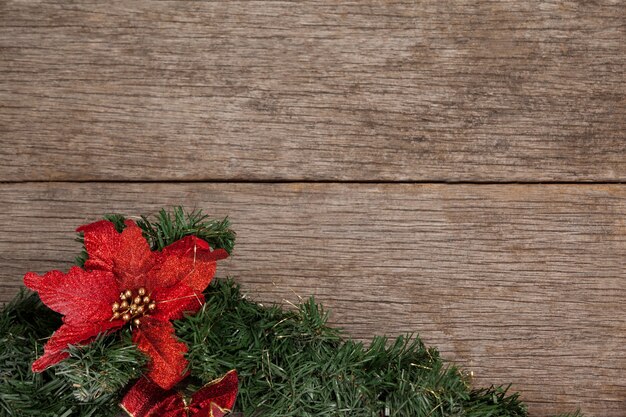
xmin=24 ymin=219 xmax=228 ymax=390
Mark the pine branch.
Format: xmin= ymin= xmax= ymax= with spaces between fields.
xmin=55 ymin=333 xmax=146 ymax=403
xmin=1 ymin=208 xmax=584 ymax=416
xmin=0 ymin=282 xmax=584 ymax=417
xmin=0 ymin=291 xmax=118 ymax=417
xmin=75 ymin=207 xmax=235 ymax=267
xmin=137 ymin=207 xmax=235 ymax=254
xmin=177 ymin=279 xmax=536 ymax=417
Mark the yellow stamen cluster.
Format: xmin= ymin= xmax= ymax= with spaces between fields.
xmin=111 ymin=287 xmax=156 ymax=327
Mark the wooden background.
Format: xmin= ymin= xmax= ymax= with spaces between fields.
xmin=1 ymin=1 xmax=625 ymax=415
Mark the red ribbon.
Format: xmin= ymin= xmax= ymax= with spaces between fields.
xmin=120 ymin=370 xmax=238 ymax=417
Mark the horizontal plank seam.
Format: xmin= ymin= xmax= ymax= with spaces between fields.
xmin=3 ymin=180 xmax=626 ymax=185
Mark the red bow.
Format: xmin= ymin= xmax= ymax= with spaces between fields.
xmin=120 ymin=370 xmax=238 ymax=417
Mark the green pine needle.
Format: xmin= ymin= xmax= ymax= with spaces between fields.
xmin=55 ymin=333 xmax=146 ymax=403
xmin=137 ymin=207 xmax=235 ymax=254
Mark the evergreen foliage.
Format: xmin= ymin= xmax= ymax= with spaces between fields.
xmin=0 ymin=208 xmax=582 ymax=416
xmin=0 ymin=291 xmax=119 ymax=417
xmin=137 ymin=207 xmax=236 ymax=254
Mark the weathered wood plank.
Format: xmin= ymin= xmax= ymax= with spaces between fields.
xmin=0 ymin=182 xmax=624 ymax=416
xmin=1 ymin=1 xmax=624 ymax=182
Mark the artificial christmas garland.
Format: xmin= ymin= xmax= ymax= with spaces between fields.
xmin=0 ymin=207 xmax=582 ymax=417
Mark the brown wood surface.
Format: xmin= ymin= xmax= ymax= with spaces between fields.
xmin=0 ymin=183 xmax=624 ymax=416
xmin=2 ymin=1 xmax=625 ymax=416
xmin=1 ymin=1 xmax=625 ymax=182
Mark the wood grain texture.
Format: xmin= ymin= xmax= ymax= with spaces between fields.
xmin=1 ymin=0 xmax=625 ymax=182
xmin=0 ymin=182 xmax=624 ymax=416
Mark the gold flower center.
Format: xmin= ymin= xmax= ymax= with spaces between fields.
xmin=111 ymin=287 xmax=156 ymax=327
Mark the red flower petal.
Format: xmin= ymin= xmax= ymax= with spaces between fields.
xmin=113 ymin=220 xmax=157 ymax=289
xmin=119 ymin=370 xmax=238 ymax=417
xmin=24 ymin=267 xmax=119 ymax=324
xmin=119 ymin=376 xmax=185 ymax=417
xmin=78 ymin=220 xmax=155 ymax=290
xmin=152 ymin=235 xmax=229 ymax=292
xmin=32 ymin=320 xmax=123 ymax=372
xmin=206 ymin=403 xmax=230 ymax=417
xmin=150 ymin=284 xmax=205 ymax=322
xmin=132 ymin=318 xmax=189 ymax=390
xmin=190 ymin=370 xmax=239 ymax=417
xmin=76 ymin=220 xmax=120 ymax=271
